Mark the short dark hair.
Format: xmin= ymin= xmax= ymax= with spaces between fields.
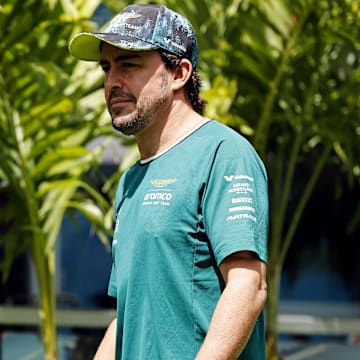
xmin=158 ymin=50 xmax=206 ymax=115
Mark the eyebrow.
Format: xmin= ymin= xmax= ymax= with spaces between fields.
xmin=99 ymin=54 xmax=142 ymax=66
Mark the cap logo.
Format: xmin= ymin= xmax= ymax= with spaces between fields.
xmin=110 ymin=11 xmax=142 ymax=24
xmin=125 ymin=23 xmax=142 ymax=31
xmin=107 ymin=11 xmax=143 ymax=34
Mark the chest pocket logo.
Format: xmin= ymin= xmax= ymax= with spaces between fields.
xmin=151 ymin=178 xmax=177 ymax=187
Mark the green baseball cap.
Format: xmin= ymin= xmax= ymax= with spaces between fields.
xmin=69 ymin=4 xmax=198 ymax=68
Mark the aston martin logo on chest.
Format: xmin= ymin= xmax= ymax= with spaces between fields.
xmin=151 ymin=179 xmax=177 ymax=188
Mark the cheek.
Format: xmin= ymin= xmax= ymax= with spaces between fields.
xmin=141 ymin=73 xmax=170 ymax=97
xmin=103 ymin=82 xmax=110 ymax=102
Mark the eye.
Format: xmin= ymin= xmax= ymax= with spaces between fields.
xmin=121 ymin=62 xmax=137 ymax=69
xmin=100 ymin=64 xmax=110 ymax=73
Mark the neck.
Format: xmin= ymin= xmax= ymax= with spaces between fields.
xmin=135 ymin=100 xmax=205 ymax=160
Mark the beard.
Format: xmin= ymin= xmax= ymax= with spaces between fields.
xmin=110 ymin=73 xmax=170 ymax=136
xmin=111 ymin=108 xmax=147 ymax=136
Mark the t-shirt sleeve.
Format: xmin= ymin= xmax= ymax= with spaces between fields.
xmin=202 ymin=138 xmax=269 ymax=266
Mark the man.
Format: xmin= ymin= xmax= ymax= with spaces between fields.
xmin=69 ymin=4 xmax=268 ymax=360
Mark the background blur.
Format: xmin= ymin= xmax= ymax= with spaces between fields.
xmin=1 ymin=0 xmax=359 ymax=359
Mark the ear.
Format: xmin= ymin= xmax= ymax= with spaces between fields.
xmin=171 ymin=59 xmax=193 ymax=91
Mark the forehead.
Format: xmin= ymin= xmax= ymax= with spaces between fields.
xmin=100 ymin=43 xmax=159 ymax=61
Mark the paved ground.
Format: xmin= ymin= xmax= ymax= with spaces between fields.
xmin=2 ymin=331 xmax=360 ymax=359
xmin=1 ymin=331 xmax=75 ymax=359
xmin=285 ymin=343 xmax=360 ymax=360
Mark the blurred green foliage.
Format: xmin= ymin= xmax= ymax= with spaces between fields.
xmin=0 ymin=0 xmax=359 ymax=359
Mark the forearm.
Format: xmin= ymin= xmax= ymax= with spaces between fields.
xmin=94 ymin=318 xmax=117 ymax=360
xmin=196 ymin=257 xmax=267 ymax=360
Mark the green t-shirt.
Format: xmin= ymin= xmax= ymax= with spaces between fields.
xmin=108 ymin=120 xmax=268 ymax=359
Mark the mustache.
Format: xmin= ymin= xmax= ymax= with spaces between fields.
xmin=109 ymin=88 xmax=136 ymax=103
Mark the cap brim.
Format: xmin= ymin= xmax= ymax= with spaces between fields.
xmin=69 ymin=32 xmax=159 ymax=61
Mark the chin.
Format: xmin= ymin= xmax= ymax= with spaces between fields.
xmin=111 ymin=113 xmax=130 ymax=127
xmin=112 ymin=116 xmax=123 ymax=128
xmin=111 ymin=118 xmax=139 ymax=136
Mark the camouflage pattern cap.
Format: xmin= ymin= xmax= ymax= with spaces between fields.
xmin=69 ymin=4 xmax=198 ymax=68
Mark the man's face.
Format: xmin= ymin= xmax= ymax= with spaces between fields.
xmin=100 ymin=44 xmax=172 ymax=136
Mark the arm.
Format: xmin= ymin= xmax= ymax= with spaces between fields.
xmin=94 ymin=318 xmax=117 ymax=360
xmin=195 ymin=251 xmax=267 ymax=360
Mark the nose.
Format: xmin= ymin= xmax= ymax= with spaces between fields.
xmin=104 ymin=66 xmax=124 ymax=91
xmin=104 ymin=67 xmax=126 ymax=103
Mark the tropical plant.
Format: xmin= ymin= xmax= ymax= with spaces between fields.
xmin=3 ymin=0 xmax=356 ymax=359
xmin=0 ymin=0 xmax=117 ymax=358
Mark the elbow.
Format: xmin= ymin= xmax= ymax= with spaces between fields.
xmin=258 ymin=260 xmax=268 ymax=308
xmin=259 ymin=280 xmax=268 ymax=308
xmin=253 ymin=275 xmax=267 ymax=313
